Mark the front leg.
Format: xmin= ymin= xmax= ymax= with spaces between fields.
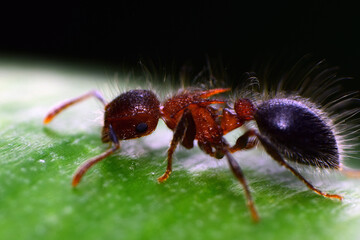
xmin=158 ymin=109 xmax=194 ymax=182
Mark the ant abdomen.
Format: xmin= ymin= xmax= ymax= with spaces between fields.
xmin=254 ymin=98 xmax=339 ymax=169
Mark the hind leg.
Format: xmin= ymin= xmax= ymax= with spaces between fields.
xmin=255 ymin=132 xmax=343 ymax=200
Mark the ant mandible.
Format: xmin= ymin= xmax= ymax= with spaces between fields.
xmin=44 ymin=87 xmax=343 ymax=222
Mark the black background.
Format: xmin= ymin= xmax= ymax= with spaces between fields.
xmin=1 ymin=1 xmax=359 ymax=89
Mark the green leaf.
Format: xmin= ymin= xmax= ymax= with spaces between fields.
xmin=0 ymin=60 xmax=360 ymax=240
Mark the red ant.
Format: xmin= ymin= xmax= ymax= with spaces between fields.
xmin=44 ymin=87 xmax=345 ymax=222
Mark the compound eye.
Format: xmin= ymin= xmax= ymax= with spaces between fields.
xmin=135 ymin=122 xmax=148 ymax=133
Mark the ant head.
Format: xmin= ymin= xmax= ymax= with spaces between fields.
xmin=234 ymin=98 xmax=256 ymax=121
xmin=101 ymin=90 xmax=161 ymax=142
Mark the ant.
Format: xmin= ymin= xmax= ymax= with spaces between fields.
xmin=44 ymin=86 xmax=345 ymax=222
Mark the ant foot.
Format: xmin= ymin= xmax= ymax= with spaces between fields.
xmin=323 ymin=193 xmax=343 ymax=201
xmin=157 ymin=170 xmax=172 ymax=183
xmin=314 ymin=189 xmax=343 ymax=200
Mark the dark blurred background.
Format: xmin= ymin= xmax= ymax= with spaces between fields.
xmin=0 ymin=1 xmax=359 ymax=89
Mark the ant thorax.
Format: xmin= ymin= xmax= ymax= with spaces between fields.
xmin=160 ymin=88 xmax=228 ymax=131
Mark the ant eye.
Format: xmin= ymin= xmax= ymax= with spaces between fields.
xmin=135 ymin=122 xmax=148 ymax=133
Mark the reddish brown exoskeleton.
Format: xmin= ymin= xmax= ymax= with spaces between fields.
xmin=44 ymin=86 xmax=346 ymax=222
xmin=44 ymin=88 xmax=263 ymax=220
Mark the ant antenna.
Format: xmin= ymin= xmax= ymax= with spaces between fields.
xmin=43 ymin=90 xmax=107 ymax=124
xmin=72 ymin=124 xmax=120 ymax=187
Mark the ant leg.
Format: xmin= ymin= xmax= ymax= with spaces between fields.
xmin=229 ymin=129 xmax=258 ymax=153
xmin=198 ymin=142 xmax=225 ymax=159
xmin=255 ymin=132 xmax=343 ymax=200
xmin=72 ymin=143 xmax=120 ymax=186
xmin=224 ymin=150 xmax=259 ymax=222
xmin=158 ymin=109 xmax=192 ymax=183
xmin=180 ymin=110 xmax=196 ymax=149
xmin=72 ymin=124 xmax=119 ymax=187
xmin=44 ymin=90 xmax=107 ymax=124
xmin=198 ymin=142 xmax=215 ymax=156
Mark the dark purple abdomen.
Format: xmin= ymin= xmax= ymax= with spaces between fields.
xmin=254 ymin=98 xmax=339 ymax=168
